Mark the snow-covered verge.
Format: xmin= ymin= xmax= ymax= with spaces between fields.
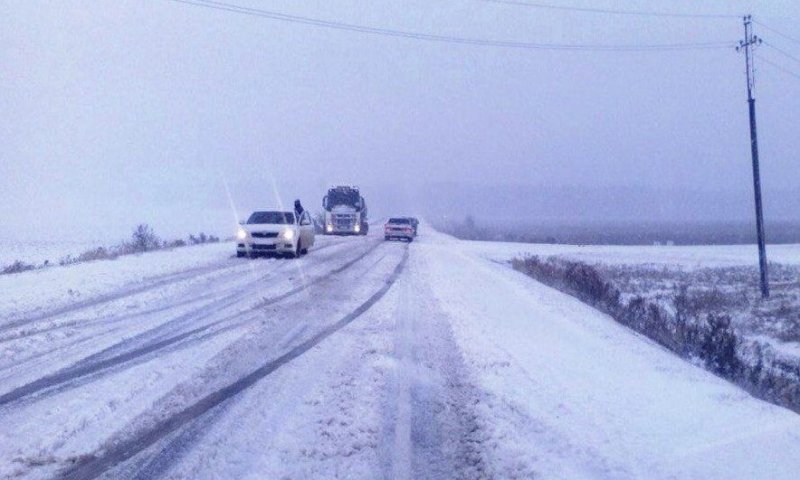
xmin=0 ymin=241 xmax=235 ymax=322
xmin=457 ymin=239 xmax=800 ymax=357
xmin=1 ymin=229 xmax=223 ymax=274
xmin=511 ymin=255 xmax=800 ymax=413
xmin=419 ymin=229 xmax=800 ymax=479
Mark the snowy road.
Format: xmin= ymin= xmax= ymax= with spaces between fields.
xmin=2 ymin=230 xmax=800 ymax=479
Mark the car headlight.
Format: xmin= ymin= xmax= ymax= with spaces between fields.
xmin=236 ymin=227 xmax=247 ymax=240
xmin=354 ymin=224 xmax=360 ymax=232
xmin=326 ymin=224 xmax=333 ymax=232
xmin=280 ymin=229 xmax=295 ymax=241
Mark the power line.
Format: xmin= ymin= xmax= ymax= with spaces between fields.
xmin=754 ymin=20 xmax=800 ymax=46
xmin=476 ymin=0 xmax=741 ymax=19
xmin=167 ymin=0 xmax=736 ymax=51
xmin=762 ymin=41 xmax=800 ymax=67
xmin=756 ymin=54 xmax=800 ymax=81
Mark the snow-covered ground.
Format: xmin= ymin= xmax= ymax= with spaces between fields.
xmin=0 ymin=241 xmax=236 ymax=322
xmin=461 ymin=239 xmax=800 ymax=268
xmin=0 ymin=240 xmax=104 ymax=268
xmin=1 ymin=228 xmax=800 ymax=479
xmin=481 ymin=238 xmax=800 ymax=376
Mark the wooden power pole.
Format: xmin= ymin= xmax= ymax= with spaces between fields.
xmin=737 ymin=15 xmax=769 ymax=298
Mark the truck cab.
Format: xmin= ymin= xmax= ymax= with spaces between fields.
xmin=322 ymin=186 xmax=369 ymax=235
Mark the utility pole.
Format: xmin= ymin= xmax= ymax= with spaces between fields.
xmin=737 ymin=15 xmax=769 ymax=298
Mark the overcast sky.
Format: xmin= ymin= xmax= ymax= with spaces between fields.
xmin=2 ymin=0 xmax=799 ymax=241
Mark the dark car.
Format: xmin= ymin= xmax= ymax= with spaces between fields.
xmin=384 ymin=217 xmax=415 ymax=242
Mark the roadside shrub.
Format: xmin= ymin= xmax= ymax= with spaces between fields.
xmin=701 ymin=313 xmax=742 ymax=377
xmin=79 ymin=246 xmax=114 ymax=262
xmin=513 ymin=254 xmax=800 ymax=414
xmin=564 ymin=261 xmax=620 ymax=310
xmin=188 ymin=233 xmax=220 ymax=245
xmin=129 ymin=224 xmax=160 ymax=253
xmin=167 ymin=239 xmax=187 ymax=248
xmin=1 ymin=260 xmax=37 ymax=275
xmin=512 ymin=256 xmax=621 ymax=313
xmin=189 ymin=233 xmax=206 ymax=245
xmin=59 ymin=247 xmax=115 ymax=266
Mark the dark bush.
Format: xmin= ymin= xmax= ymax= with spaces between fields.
xmin=77 ymin=247 xmax=114 ymax=262
xmin=1 ymin=260 xmax=37 ymax=275
xmin=167 ymin=239 xmax=187 ymax=248
xmin=513 ymin=254 xmax=800 ymax=414
xmin=188 ymin=232 xmax=219 ymax=245
xmin=130 ymin=224 xmax=160 ymax=253
xmin=701 ymin=313 xmax=742 ymax=377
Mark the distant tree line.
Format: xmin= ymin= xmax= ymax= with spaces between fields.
xmin=433 ymin=214 xmax=800 ymax=246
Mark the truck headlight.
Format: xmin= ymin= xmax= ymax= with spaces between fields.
xmin=280 ymin=229 xmax=295 ymax=241
xmin=354 ymin=224 xmax=360 ymax=233
xmin=236 ymin=227 xmax=247 ymax=240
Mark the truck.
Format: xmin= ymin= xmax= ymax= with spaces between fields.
xmin=322 ymin=185 xmax=369 ymax=235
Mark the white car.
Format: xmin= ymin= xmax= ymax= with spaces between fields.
xmin=236 ymin=210 xmax=315 ymax=258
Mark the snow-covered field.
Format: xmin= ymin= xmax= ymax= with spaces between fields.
xmin=463 ymin=240 xmax=800 ymax=268
xmin=484 ymin=239 xmax=800 ymax=385
xmin=1 ymin=228 xmax=800 ymax=479
xmin=0 ymin=240 xmax=105 ymax=268
xmin=0 ymin=241 xmax=235 ymax=321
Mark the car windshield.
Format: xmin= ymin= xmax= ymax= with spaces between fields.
xmin=388 ymin=218 xmax=410 ymax=224
xmin=247 ymin=212 xmax=295 ymax=225
xmin=327 ymin=188 xmax=361 ymax=208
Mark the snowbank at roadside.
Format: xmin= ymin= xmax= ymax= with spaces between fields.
xmin=0 ymin=242 xmax=236 ymax=323
xmin=417 ymin=228 xmax=800 ymax=479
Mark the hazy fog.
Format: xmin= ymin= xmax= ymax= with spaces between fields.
xmin=2 ymin=0 xmax=799 ymax=242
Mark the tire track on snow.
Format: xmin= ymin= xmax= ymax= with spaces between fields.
xmin=56 ymin=246 xmax=408 ymax=480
